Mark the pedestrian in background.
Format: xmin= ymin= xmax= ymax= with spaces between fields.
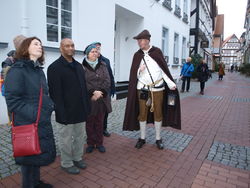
xmin=180 ymin=57 xmax=194 ymax=92
xmin=5 ymin=37 xmax=56 ymax=188
xmin=231 ymin=64 xmax=234 ymax=73
xmin=1 ymin=35 xmax=26 ymax=125
xmin=92 ymin=42 xmax=115 ymax=137
xmin=82 ymin=44 xmax=112 ymax=153
xmin=197 ymin=59 xmax=209 ymax=95
xmin=235 ymin=65 xmax=238 ymax=72
xmin=47 ymin=38 xmax=90 ymax=175
xmin=218 ymin=62 xmax=225 ymax=80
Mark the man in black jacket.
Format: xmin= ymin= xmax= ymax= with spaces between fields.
xmin=92 ymin=42 xmax=115 ymax=137
xmin=47 ymin=38 xmax=90 ymax=175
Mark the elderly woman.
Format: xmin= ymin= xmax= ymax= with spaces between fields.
xmin=82 ymin=44 xmax=112 ymax=153
xmin=4 ymin=37 xmax=56 ymax=188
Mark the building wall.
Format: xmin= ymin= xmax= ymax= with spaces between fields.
xmin=190 ymin=0 xmax=213 ymax=68
xmin=243 ymin=1 xmax=250 ymax=64
xmin=0 ymin=0 xmax=190 ymax=124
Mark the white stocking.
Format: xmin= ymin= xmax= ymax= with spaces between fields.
xmin=155 ymin=121 xmax=162 ymax=140
xmin=139 ymin=121 xmax=146 ymax=139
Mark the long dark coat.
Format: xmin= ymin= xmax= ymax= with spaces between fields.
xmin=123 ymin=46 xmax=181 ymax=131
xmin=197 ymin=63 xmax=209 ymax=82
xmin=4 ymin=59 xmax=56 ymax=166
xmin=82 ymin=58 xmax=112 ymax=116
xmin=47 ymin=56 xmax=90 ymax=125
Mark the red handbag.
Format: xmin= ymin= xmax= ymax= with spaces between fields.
xmin=11 ymin=87 xmax=43 ymax=157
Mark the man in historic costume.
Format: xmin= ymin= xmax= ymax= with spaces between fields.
xmin=123 ymin=30 xmax=181 ymax=150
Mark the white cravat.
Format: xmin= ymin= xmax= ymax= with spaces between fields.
xmin=137 ymin=48 xmax=176 ymax=91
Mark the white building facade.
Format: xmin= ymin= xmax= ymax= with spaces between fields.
xmin=221 ymin=34 xmax=241 ymax=69
xmin=0 ymin=0 xmax=190 ymax=124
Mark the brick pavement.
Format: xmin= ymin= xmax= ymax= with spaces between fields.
xmin=1 ymin=72 xmax=250 ymax=188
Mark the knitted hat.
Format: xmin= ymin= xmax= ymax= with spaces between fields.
xmin=91 ymin=42 xmax=101 ymax=46
xmin=84 ymin=44 xmax=97 ymax=56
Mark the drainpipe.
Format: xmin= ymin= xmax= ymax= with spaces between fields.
xmin=20 ymin=0 xmax=29 ymax=36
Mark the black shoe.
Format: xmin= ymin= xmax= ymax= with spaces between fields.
xmin=97 ymin=145 xmax=106 ymax=153
xmin=135 ymin=138 xmax=146 ymax=149
xmin=156 ymin=139 xmax=164 ymax=150
xmin=61 ymin=166 xmax=80 ymax=175
xmin=180 ymin=90 xmax=184 ymax=93
xmin=35 ymin=181 xmax=53 ymax=188
xmin=186 ymin=90 xmax=189 ymax=92
xmin=73 ymin=160 xmax=87 ymax=169
xmin=103 ymin=130 xmax=111 ymax=137
xmin=86 ymin=145 xmax=95 ymax=153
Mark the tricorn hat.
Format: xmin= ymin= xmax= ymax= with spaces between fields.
xmin=133 ymin=29 xmax=151 ymax=40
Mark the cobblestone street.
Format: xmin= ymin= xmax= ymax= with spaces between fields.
xmin=1 ymin=72 xmax=250 ymax=188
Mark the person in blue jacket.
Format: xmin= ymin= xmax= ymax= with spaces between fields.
xmin=180 ymin=57 xmax=194 ymax=92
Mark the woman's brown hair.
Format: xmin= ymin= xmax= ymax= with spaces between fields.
xmin=15 ymin=37 xmax=45 ymax=64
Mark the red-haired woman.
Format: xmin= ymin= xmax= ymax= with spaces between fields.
xmin=5 ymin=37 xmax=56 ymax=188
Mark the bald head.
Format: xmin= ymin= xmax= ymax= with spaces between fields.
xmin=60 ymin=38 xmax=75 ymax=59
xmin=60 ymin=38 xmax=73 ymax=46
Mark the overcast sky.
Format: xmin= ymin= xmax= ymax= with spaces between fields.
xmin=216 ymin=0 xmax=247 ymax=39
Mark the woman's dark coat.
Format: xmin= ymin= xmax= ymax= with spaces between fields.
xmin=123 ymin=46 xmax=181 ymax=131
xmin=47 ymin=56 xmax=90 ymax=125
xmin=82 ymin=58 xmax=112 ymax=116
xmin=4 ymin=59 xmax=56 ymax=166
xmin=197 ymin=63 xmax=209 ymax=82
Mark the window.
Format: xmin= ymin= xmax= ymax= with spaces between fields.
xmin=46 ymin=0 xmax=58 ymax=42
xmin=162 ymin=28 xmax=169 ymax=57
xmin=61 ymin=0 xmax=72 ymax=39
xmin=182 ymin=37 xmax=186 ymax=63
xmin=182 ymin=0 xmax=188 ymax=23
xmin=174 ymin=0 xmax=181 ymax=17
xmin=174 ymin=33 xmax=179 ymax=58
xmin=173 ymin=33 xmax=179 ymax=64
xmin=46 ymin=0 xmax=72 ymax=42
xmin=162 ymin=0 xmax=172 ymax=11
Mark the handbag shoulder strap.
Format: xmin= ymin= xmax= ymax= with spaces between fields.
xmin=142 ymin=56 xmax=155 ymax=85
xmin=183 ymin=64 xmax=191 ymax=75
xmin=12 ymin=86 xmax=43 ymax=127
